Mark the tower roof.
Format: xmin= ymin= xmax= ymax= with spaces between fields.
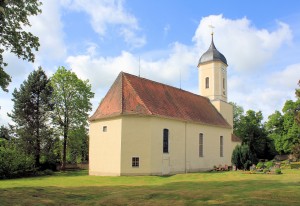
xmin=198 ymin=34 xmax=227 ymax=66
xmin=90 ymin=72 xmax=231 ymax=128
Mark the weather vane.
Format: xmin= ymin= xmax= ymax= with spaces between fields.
xmin=208 ymin=24 xmax=215 ymax=36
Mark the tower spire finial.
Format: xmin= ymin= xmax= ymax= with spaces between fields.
xmin=208 ymin=24 xmax=215 ymax=38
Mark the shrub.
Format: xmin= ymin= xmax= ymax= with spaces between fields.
xmin=0 ymin=146 xmax=35 ymax=179
xmin=291 ymin=162 xmax=300 ymax=169
xmin=232 ymin=144 xmax=254 ymax=170
xmin=263 ymin=168 xmax=269 ymax=173
xmin=265 ymin=161 xmax=275 ymax=169
xmin=275 ymin=169 xmax=282 ymax=174
xmin=256 ymin=162 xmax=265 ymax=169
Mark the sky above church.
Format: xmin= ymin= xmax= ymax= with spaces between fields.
xmin=1 ymin=0 xmax=300 ymax=125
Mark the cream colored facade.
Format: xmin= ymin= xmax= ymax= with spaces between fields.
xmin=89 ymin=115 xmax=234 ymax=176
xmin=89 ymin=35 xmax=240 ymax=176
xmin=199 ymin=61 xmax=227 ymax=102
xmin=198 ymin=58 xmax=233 ymax=129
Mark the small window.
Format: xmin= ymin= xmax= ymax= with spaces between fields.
xmin=220 ymin=136 xmax=223 ymax=157
xmin=199 ymin=133 xmax=204 ymax=157
xmin=205 ymin=77 xmax=209 ymax=89
xmin=163 ymin=129 xmax=169 ymax=153
xmin=223 ymin=78 xmax=225 ymax=89
xmin=132 ymin=157 xmax=139 ymax=167
xmin=103 ymin=126 xmax=107 ymax=132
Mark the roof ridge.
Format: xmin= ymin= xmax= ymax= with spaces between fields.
xmin=123 ymin=73 xmax=152 ymax=115
xmin=122 ymin=72 xmax=210 ymax=102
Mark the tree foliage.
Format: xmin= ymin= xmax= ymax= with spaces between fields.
xmin=50 ymin=67 xmax=94 ymax=169
xmin=67 ymin=126 xmax=89 ymax=164
xmin=231 ymin=102 xmax=244 ymax=135
xmin=0 ymin=125 xmax=10 ymax=140
xmin=234 ymin=108 xmax=276 ymax=162
xmin=0 ymin=0 xmax=42 ymax=92
xmin=0 ymin=144 xmax=35 ymax=179
xmin=231 ymin=144 xmax=253 ymax=170
xmin=295 ymin=80 xmax=300 ymax=125
xmin=266 ymin=99 xmax=300 ymax=154
xmin=8 ymin=67 xmax=54 ymax=167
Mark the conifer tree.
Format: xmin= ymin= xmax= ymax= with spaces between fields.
xmin=8 ymin=67 xmax=53 ymax=167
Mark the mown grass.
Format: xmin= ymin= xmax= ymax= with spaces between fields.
xmin=1 ymin=169 xmax=300 ymax=205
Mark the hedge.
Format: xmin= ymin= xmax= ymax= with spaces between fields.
xmin=291 ymin=162 xmax=300 ymax=169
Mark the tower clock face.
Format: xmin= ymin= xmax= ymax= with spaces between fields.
xmin=221 ymin=67 xmax=226 ymax=73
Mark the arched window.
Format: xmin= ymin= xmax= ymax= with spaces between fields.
xmin=163 ymin=129 xmax=169 ymax=153
xmin=205 ymin=77 xmax=209 ymax=89
xmin=220 ymin=136 xmax=223 ymax=157
xmin=199 ymin=133 xmax=203 ymax=157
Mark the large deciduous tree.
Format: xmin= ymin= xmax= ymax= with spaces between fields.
xmin=0 ymin=0 xmax=42 ymax=92
xmin=296 ymin=80 xmax=300 ymax=125
xmin=235 ymin=110 xmax=276 ymax=162
xmin=266 ymin=99 xmax=300 ymax=154
xmin=50 ymin=67 xmax=94 ymax=170
xmin=231 ymin=102 xmax=244 ymax=135
xmin=8 ymin=67 xmax=53 ymax=167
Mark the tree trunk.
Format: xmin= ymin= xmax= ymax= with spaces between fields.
xmin=35 ymin=137 xmax=40 ymax=167
xmin=61 ymin=124 xmax=68 ymax=170
xmin=35 ymin=95 xmax=40 ymax=168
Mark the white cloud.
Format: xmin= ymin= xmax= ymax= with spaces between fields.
xmin=28 ymin=0 xmax=67 ymax=62
xmin=269 ymin=63 xmax=300 ymax=89
xmin=62 ymin=0 xmax=146 ymax=48
xmin=193 ymin=15 xmax=292 ymax=72
xmin=229 ymin=64 xmax=299 ymax=120
xmin=0 ymin=98 xmax=13 ymax=126
xmin=66 ymin=42 xmax=197 ymax=91
xmin=1 ymin=13 xmax=297 ymax=125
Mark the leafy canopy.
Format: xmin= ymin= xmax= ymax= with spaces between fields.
xmin=50 ymin=66 xmax=94 ymax=169
xmin=0 ymin=0 xmax=42 ymax=92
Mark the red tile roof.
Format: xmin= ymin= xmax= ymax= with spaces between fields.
xmin=231 ymin=133 xmax=242 ymax=142
xmin=90 ymin=72 xmax=231 ymax=128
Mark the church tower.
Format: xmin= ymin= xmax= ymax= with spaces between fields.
xmin=197 ymin=32 xmax=233 ymax=127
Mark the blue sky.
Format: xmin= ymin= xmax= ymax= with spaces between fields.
xmin=1 ymin=0 xmax=300 ymax=125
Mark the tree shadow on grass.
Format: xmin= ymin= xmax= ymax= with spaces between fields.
xmin=0 ymin=179 xmax=300 ymax=206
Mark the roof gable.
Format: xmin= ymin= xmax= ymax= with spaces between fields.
xmin=90 ymin=72 xmax=231 ymax=128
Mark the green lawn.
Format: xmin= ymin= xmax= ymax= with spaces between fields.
xmin=1 ymin=169 xmax=300 ymax=206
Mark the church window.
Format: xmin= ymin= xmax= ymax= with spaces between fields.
xmin=205 ymin=77 xmax=209 ymax=88
xmin=103 ymin=126 xmax=107 ymax=132
xmin=163 ymin=129 xmax=169 ymax=153
xmin=132 ymin=157 xmax=139 ymax=167
xmin=220 ymin=136 xmax=223 ymax=157
xmin=199 ymin=133 xmax=204 ymax=157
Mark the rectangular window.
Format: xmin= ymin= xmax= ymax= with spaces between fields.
xmin=132 ymin=157 xmax=139 ymax=167
xmin=199 ymin=133 xmax=203 ymax=157
xmin=103 ymin=126 xmax=107 ymax=132
xmin=223 ymin=78 xmax=225 ymax=89
xmin=220 ymin=136 xmax=223 ymax=157
xmin=163 ymin=129 xmax=169 ymax=153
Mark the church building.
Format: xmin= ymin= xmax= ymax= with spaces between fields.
xmin=89 ymin=34 xmax=240 ymax=176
